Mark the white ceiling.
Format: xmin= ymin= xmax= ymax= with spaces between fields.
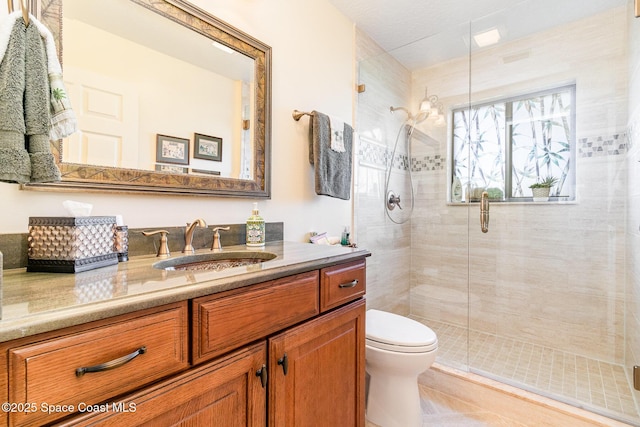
xmin=64 ymin=0 xmax=254 ymax=81
xmin=328 ymin=0 xmax=627 ymax=70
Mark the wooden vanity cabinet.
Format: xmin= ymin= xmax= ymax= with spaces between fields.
xmin=2 ymin=257 xmax=367 ymax=427
xmin=269 ymin=299 xmax=365 ymax=427
xmin=192 ymin=266 xmax=366 ymax=427
xmin=59 ymin=299 xmax=365 ymax=427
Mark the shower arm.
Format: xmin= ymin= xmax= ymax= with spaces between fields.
xmin=390 ymin=105 xmax=429 ymax=124
xmin=390 ymin=106 xmax=410 ymax=116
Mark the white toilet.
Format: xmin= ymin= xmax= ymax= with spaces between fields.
xmin=365 ymin=309 xmax=438 ymax=427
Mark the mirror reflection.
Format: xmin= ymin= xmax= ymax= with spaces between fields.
xmin=29 ymin=0 xmax=271 ymax=197
xmin=63 ymin=0 xmax=254 ymax=179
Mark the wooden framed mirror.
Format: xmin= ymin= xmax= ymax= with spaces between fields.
xmin=25 ymin=0 xmax=271 ymax=197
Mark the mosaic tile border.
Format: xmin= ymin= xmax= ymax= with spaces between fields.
xmin=358 ymin=135 xmax=444 ymax=172
xmin=358 ymin=135 xmax=407 ymax=171
xmin=360 ymin=130 xmax=629 ymax=171
xmin=412 ymin=155 xmax=444 ymax=172
xmin=578 ymin=133 xmax=627 ymax=158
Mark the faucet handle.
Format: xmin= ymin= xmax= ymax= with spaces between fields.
xmin=141 ymin=230 xmax=171 ymax=258
xmin=211 ymin=226 xmax=231 ymax=251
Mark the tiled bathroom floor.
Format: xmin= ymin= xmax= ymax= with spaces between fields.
xmin=366 ymin=383 xmax=529 ymax=426
xmin=420 ymin=318 xmax=639 ymax=424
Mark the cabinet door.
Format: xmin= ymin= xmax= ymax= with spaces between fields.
xmin=268 ymin=299 xmax=365 ymax=427
xmin=59 ymin=342 xmax=267 ymax=427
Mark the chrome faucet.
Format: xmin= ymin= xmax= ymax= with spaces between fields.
xmin=183 ymin=218 xmax=207 ymax=253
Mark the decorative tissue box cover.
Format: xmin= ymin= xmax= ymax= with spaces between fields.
xmin=27 ymin=216 xmax=118 ymax=273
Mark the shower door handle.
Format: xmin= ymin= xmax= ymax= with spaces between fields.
xmin=480 ymin=191 xmax=489 ymax=233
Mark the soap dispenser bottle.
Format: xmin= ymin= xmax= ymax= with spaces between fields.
xmin=246 ymin=202 xmax=265 ymax=247
xmin=452 ymin=176 xmax=463 ymax=202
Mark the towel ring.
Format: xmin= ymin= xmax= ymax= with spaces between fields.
xmin=7 ymin=0 xmax=29 ymax=26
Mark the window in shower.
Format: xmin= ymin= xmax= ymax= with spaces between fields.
xmin=451 ymin=84 xmax=576 ymax=202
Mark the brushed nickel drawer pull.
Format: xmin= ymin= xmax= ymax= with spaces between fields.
xmin=339 ymin=279 xmax=358 ymax=288
xmin=75 ymin=346 xmax=147 ymax=377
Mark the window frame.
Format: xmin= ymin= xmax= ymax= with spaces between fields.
xmin=450 ymin=84 xmax=577 ymax=203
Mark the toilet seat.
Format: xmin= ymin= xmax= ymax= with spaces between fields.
xmin=366 ymin=309 xmax=438 ymax=353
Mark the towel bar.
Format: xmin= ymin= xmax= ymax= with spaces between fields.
xmin=292 ymin=110 xmax=313 ymax=121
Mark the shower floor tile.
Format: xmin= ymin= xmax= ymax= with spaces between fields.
xmin=412 ymin=317 xmax=640 ymax=424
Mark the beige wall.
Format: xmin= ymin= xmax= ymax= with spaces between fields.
xmin=0 ymin=0 xmax=355 ymax=243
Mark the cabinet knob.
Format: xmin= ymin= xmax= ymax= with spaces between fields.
xmin=256 ymin=364 xmax=268 ymax=388
xmin=277 ymin=353 xmax=288 ymax=375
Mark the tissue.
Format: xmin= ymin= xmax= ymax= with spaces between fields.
xmin=63 ymin=200 xmax=93 ymax=217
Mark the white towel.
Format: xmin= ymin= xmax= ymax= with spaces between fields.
xmin=0 ymin=12 xmax=20 ymax=61
xmin=329 ymin=115 xmax=346 ymax=153
xmin=31 ymin=16 xmax=78 ymax=141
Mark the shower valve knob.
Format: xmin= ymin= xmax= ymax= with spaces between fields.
xmin=387 ymin=191 xmax=402 ymax=210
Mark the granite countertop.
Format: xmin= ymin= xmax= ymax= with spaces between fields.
xmin=0 ymin=241 xmax=370 ymax=342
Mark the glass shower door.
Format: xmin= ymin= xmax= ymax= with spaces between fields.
xmin=464 ymin=1 xmax=638 ymax=423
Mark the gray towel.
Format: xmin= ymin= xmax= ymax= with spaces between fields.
xmin=0 ymin=19 xmax=30 ymax=183
xmin=0 ymin=19 xmax=60 ymax=184
xmin=309 ymin=111 xmax=352 ymax=200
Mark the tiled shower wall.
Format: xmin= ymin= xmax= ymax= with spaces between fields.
xmin=355 ymin=2 xmax=640 ymax=420
xmin=627 ymin=112 xmax=640 ymax=410
xmin=355 ymin=28 xmax=412 ymax=315
xmin=626 ymin=0 xmax=640 ymax=406
xmin=356 ymin=0 xmax=637 ymax=386
xmin=410 ymin=6 xmax=629 ymax=366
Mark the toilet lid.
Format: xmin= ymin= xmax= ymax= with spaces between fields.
xmin=366 ymin=309 xmax=437 ymax=352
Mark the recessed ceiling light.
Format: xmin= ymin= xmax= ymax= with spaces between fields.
xmin=473 ymin=28 xmax=501 ymax=48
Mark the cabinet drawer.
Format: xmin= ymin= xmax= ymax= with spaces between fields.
xmin=320 ymin=259 xmax=366 ymax=311
xmin=193 ymin=270 xmax=319 ymax=364
xmin=8 ymin=302 xmax=188 ymax=427
xmin=57 ymin=342 xmax=267 ymax=427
